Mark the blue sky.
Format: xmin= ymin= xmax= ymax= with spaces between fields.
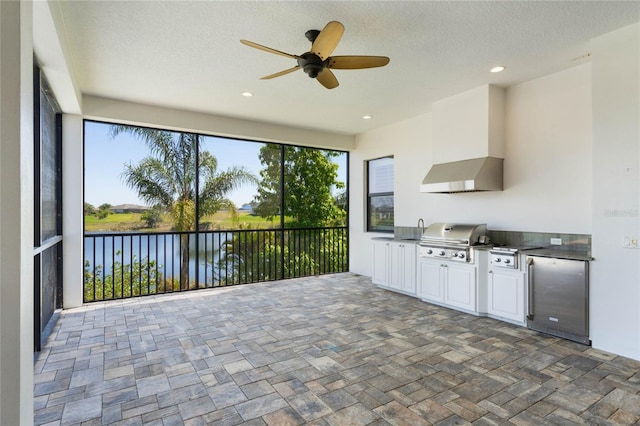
xmin=84 ymin=121 xmax=347 ymax=208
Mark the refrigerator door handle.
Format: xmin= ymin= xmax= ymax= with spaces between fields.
xmin=526 ymin=257 xmax=534 ymax=320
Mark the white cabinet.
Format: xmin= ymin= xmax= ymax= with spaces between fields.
xmin=444 ymin=263 xmax=477 ymax=312
xmin=418 ymin=259 xmax=476 ymax=310
xmin=417 ymin=258 xmax=444 ymax=303
xmin=418 ymin=251 xmax=488 ymax=315
xmin=372 ymin=241 xmax=391 ymax=287
xmin=372 ymin=240 xmax=416 ymax=296
xmin=391 ymin=241 xmax=417 ymax=294
xmin=487 ymin=267 xmax=526 ymax=325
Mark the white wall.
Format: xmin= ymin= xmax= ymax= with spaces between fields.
xmin=83 ymin=95 xmax=355 ymax=151
xmin=32 ymin=0 xmax=82 ymax=114
xmin=63 ymin=115 xmax=84 ymax=308
xmin=349 ymin=113 xmax=431 ymax=276
xmin=0 ymin=1 xmax=35 ymax=424
xmin=590 ymin=23 xmax=640 ymax=360
xmin=432 ymin=84 xmax=505 ymax=163
xmin=350 ymin=64 xmax=592 ymax=275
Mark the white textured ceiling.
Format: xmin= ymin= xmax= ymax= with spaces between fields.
xmin=53 ymin=1 xmax=640 ymax=135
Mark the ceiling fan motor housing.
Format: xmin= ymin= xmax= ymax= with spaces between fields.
xmin=305 ymin=29 xmax=321 ymax=43
xmin=297 ymin=53 xmax=327 ymax=78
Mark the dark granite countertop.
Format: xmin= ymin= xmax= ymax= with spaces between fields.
xmin=525 ymin=248 xmax=593 ymax=261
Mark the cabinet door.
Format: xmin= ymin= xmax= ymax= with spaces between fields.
xmin=445 ymin=264 xmax=476 ymax=311
xmin=388 ymin=242 xmax=417 ymax=294
xmin=401 ymin=244 xmax=417 ymax=295
xmin=389 ymin=242 xmax=403 ymax=291
xmin=372 ymin=241 xmax=390 ymax=286
xmin=417 ymin=259 xmax=443 ymax=302
xmin=488 ymin=270 xmax=525 ymax=324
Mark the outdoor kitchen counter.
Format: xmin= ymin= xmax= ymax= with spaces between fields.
xmin=371 ymin=236 xmax=420 ymax=242
xmin=525 ymin=248 xmax=593 ymax=261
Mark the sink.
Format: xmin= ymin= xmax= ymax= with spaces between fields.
xmin=396 ymin=236 xmax=419 ymax=241
xmin=394 ymin=230 xmax=422 ymax=241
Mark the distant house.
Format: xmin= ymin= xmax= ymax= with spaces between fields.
xmin=109 ymin=204 xmax=150 ymax=214
xmin=375 ymin=205 xmax=393 ymax=221
xmin=239 ymin=203 xmax=254 ymax=214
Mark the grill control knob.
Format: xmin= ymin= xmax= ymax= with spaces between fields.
xmin=504 ymin=258 xmax=511 ymax=264
xmin=426 ymin=249 xmax=433 ymax=255
xmin=438 ymin=250 xmax=446 ymax=256
xmin=452 ymin=252 xmax=458 ymax=258
xmin=458 ymin=252 xmax=465 ymax=259
xmin=495 ymin=258 xmax=502 ymax=263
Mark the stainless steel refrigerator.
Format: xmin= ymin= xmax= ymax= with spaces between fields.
xmin=526 ymin=256 xmax=590 ymax=345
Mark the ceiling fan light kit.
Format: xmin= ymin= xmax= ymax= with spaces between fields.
xmin=241 ymin=21 xmax=390 ymax=89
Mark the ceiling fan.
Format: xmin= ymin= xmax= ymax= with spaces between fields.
xmin=241 ymin=21 xmax=390 ymax=89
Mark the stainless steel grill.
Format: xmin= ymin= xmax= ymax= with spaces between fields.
xmin=419 ymin=223 xmax=489 ymax=263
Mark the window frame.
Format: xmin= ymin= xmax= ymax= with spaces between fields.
xmin=33 ymin=66 xmax=63 ymax=352
xmin=366 ymin=156 xmax=394 ymax=233
xmin=82 ymin=120 xmax=350 ymax=298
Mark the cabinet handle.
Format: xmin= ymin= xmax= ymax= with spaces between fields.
xmin=489 ymin=270 xmax=493 ymax=274
xmin=527 ymin=257 xmax=534 ymax=320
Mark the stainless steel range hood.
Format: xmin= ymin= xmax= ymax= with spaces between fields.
xmin=420 ymin=85 xmax=505 ymax=193
xmin=420 ymin=157 xmax=503 ymax=193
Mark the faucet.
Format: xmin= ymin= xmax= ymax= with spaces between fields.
xmin=417 ymin=218 xmax=425 ymax=237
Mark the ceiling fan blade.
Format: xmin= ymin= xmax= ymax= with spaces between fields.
xmin=311 ymin=21 xmax=344 ymax=60
xmin=316 ymin=68 xmax=339 ymax=89
xmin=260 ymin=66 xmax=301 ymax=80
xmin=329 ymin=55 xmax=390 ymax=69
xmin=240 ymin=39 xmax=298 ymax=59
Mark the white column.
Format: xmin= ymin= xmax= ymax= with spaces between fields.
xmin=0 ymin=1 xmax=35 ymax=424
xmin=591 ymin=23 xmax=640 ymax=360
xmin=63 ymin=115 xmax=84 ymax=308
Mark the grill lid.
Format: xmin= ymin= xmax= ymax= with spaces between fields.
xmin=420 ymin=223 xmax=488 ymax=247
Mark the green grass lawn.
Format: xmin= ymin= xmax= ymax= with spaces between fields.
xmin=84 ymin=212 xmax=145 ymax=232
xmin=84 ymin=211 xmax=278 ymax=233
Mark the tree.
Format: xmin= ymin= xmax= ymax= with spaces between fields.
xmin=252 ymin=145 xmax=346 ymax=228
xmin=84 ymin=202 xmax=96 ymax=215
xmin=334 ymin=190 xmax=346 ymax=211
xmin=333 ymin=190 xmax=347 ymax=225
xmin=97 ymin=203 xmax=112 ymax=219
xmin=252 ymin=145 xmax=281 ymax=222
xmin=229 ymin=145 xmax=347 ymax=284
xmin=110 ymin=125 xmax=257 ymax=289
xmin=141 ymin=205 xmax=163 ymax=228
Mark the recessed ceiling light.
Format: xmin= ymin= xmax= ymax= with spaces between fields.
xmin=490 ymin=66 xmax=505 ymax=73
xmin=362 ymin=115 xmax=372 ymax=120
xmin=241 ymin=91 xmax=253 ymax=97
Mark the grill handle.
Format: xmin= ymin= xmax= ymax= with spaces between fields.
xmin=526 ymin=257 xmax=534 ymax=320
xmin=419 ymin=239 xmax=470 ymax=247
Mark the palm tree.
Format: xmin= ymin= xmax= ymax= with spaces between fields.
xmin=110 ymin=125 xmax=257 ymax=290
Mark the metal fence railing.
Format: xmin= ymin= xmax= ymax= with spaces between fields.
xmin=83 ymin=227 xmax=348 ymax=302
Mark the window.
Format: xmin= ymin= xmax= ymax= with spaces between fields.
xmin=33 ymin=67 xmax=63 ymax=351
xmin=367 ymin=156 xmax=394 ymax=232
xmin=83 ymin=121 xmax=349 ymax=301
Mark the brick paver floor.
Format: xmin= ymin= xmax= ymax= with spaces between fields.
xmin=34 ymin=273 xmax=640 ymax=425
